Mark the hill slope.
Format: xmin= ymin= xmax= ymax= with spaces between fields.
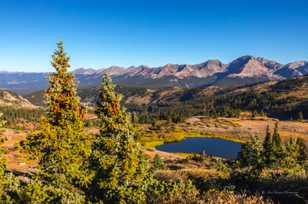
xmin=152 ymin=75 xmax=308 ymax=120
xmin=24 ymin=75 xmax=308 ymax=121
xmin=0 ymin=89 xmax=37 ymax=109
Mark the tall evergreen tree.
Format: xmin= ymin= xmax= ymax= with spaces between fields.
xmin=238 ymin=136 xmax=264 ymax=173
xmin=271 ymin=122 xmax=284 ymax=166
xmin=296 ymin=138 xmax=308 ymax=162
xmin=298 ymin=111 xmax=304 ymax=121
xmin=0 ymin=113 xmax=5 ymax=131
xmin=263 ymin=125 xmax=273 ymax=167
xmin=22 ymin=42 xmax=91 ymax=203
xmin=272 ymin=123 xmax=282 ymax=147
xmin=89 ymin=74 xmax=150 ymax=203
xmin=283 ymin=138 xmax=300 ymax=168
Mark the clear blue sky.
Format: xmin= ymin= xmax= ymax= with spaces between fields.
xmin=1 ymin=0 xmax=308 ymax=72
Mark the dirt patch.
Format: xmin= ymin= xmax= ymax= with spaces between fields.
xmin=144 ymin=148 xmax=184 ymax=160
xmin=1 ymin=129 xmax=35 ymax=173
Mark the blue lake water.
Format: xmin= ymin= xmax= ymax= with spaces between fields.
xmin=156 ymin=137 xmax=242 ymax=159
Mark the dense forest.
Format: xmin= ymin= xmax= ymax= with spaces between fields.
xmin=0 ymin=107 xmax=43 ymax=127
xmin=130 ymin=77 xmax=308 ymax=124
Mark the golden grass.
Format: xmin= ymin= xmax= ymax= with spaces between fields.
xmin=143 ymin=117 xmax=308 ymax=148
xmin=0 ymin=128 xmax=36 ymax=173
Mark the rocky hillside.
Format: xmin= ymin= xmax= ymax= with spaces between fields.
xmin=274 ymin=61 xmax=308 ymax=78
xmin=0 ymin=89 xmax=37 ymax=109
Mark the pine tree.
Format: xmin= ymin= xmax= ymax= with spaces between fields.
xmin=283 ymin=138 xmax=300 ymax=168
xmin=239 ymin=136 xmax=263 ymax=168
xmin=89 ymin=74 xmax=150 ymax=203
xmin=298 ymin=111 xmax=304 ymax=121
xmin=0 ymin=113 xmax=5 ymax=131
xmin=263 ymin=125 xmax=273 ymax=167
xmin=272 ymin=123 xmax=281 ymax=147
xmin=22 ymin=42 xmax=91 ymax=203
xmin=296 ymin=138 xmax=308 ymax=162
xmin=238 ymin=136 xmax=264 ymax=176
xmin=153 ymin=154 xmax=164 ymax=169
xmin=271 ymin=122 xmax=284 ymax=166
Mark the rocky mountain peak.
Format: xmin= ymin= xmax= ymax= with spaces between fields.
xmin=256 ymin=57 xmax=282 ymax=70
xmin=74 ymin=68 xmax=97 ymax=75
xmin=274 ymin=61 xmax=308 ymax=78
xmin=225 ymin=56 xmax=279 ymax=78
xmin=285 ymin=61 xmax=308 ymax=69
xmin=103 ymin=66 xmax=126 ymax=75
xmin=1 ymin=55 xmax=308 ymax=94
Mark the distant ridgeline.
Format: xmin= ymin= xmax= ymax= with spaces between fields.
xmin=1 ymin=55 xmax=308 ymax=95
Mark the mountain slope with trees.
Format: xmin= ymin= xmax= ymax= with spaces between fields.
xmin=24 ymin=74 xmax=308 ymax=123
xmin=127 ymin=75 xmax=308 ymax=122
